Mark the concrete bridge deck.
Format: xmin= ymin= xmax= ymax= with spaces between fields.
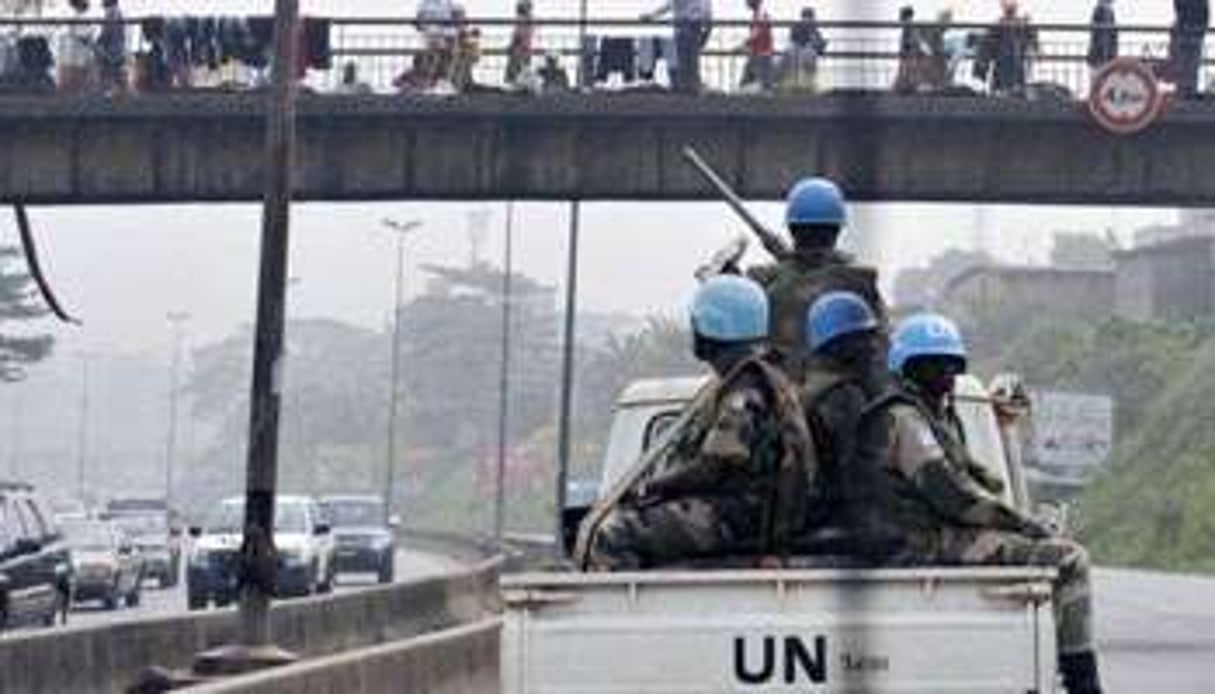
xmin=2 ymin=92 xmax=1213 ymax=206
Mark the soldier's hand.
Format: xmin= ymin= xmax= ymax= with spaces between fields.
xmin=967 ymin=460 xmax=1006 ymax=495
xmin=1021 ymin=518 xmax=1053 ymax=540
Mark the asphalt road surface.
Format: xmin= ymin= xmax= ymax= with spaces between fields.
xmin=8 ymin=562 xmax=1214 ymax=692
xmin=1095 ymin=568 xmax=1215 ymax=693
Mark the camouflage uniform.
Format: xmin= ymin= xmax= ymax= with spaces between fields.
xmin=798 ymin=357 xmax=887 ymax=531
xmin=587 ymin=354 xmax=816 ymax=570
xmin=748 ymin=251 xmax=886 ymax=379
xmin=850 ymin=384 xmax=1095 ymax=655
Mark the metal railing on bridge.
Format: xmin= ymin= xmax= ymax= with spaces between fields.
xmin=0 ymin=15 xmax=1211 ymax=101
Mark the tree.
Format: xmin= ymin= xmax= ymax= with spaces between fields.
xmin=182 ymin=318 xmax=390 ymax=507
xmin=571 ymin=316 xmax=704 ymax=475
xmin=400 ymin=261 xmax=561 ymax=455
xmin=0 ymin=246 xmax=53 ymax=382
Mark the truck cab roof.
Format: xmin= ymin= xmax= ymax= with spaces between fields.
xmin=615 ymin=376 xmax=708 ymax=409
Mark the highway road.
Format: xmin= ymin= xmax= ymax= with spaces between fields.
xmin=6 ymin=559 xmax=1213 ymax=692
xmin=1096 ymin=568 xmax=1215 ymax=693
xmin=43 ymin=546 xmax=463 ymax=632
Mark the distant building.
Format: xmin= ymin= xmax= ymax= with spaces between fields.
xmin=941 ymin=265 xmax=1115 ymax=326
xmin=1113 ymin=235 xmax=1215 ymax=322
xmin=1050 ymin=231 xmax=1114 ymax=271
xmin=891 ymin=249 xmax=993 ymax=311
xmin=1134 ymin=210 xmax=1215 ymax=247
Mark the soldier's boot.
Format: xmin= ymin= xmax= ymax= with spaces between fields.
xmin=1059 ymin=651 xmax=1102 ymax=694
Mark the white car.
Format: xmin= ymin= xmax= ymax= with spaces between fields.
xmin=186 ymin=495 xmax=336 ymax=610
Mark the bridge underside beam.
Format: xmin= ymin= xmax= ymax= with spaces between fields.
xmin=1 ymin=93 xmax=1211 ymax=206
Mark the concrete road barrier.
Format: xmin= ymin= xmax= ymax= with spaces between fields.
xmin=188 ymin=619 xmax=501 ymax=694
xmin=0 ymin=558 xmax=499 ymax=694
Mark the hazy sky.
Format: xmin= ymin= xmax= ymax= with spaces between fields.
xmin=4 ymin=0 xmax=1184 ymax=363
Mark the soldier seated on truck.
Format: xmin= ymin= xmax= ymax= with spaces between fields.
xmin=747 ymin=176 xmax=887 ymax=381
xmin=796 ymin=291 xmax=890 ymax=536
xmin=850 ymin=313 xmax=1103 ymax=694
xmin=585 ymin=276 xmax=816 ymax=570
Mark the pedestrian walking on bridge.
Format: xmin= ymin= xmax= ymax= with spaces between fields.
xmin=1086 ymin=0 xmax=1118 ymax=70
xmin=642 ymin=0 xmax=713 ymax=93
xmin=1170 ymin=0 xmax=1209 ymax=98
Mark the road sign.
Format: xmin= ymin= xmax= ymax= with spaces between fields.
xmin=1088 ymin=58 xmax=1165 ymax=135
xmin=1029 ymin=390 xmax=1114 ymax=472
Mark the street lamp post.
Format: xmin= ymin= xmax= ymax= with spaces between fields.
xmin=194 ymin=0 xmax=301 ymax=672
xmin=381 ymin=218 xmax=422 ymax=523
xmin=7 ymin=380 xmax=24 ymax=480
xmin=75 ymin=354 xmax=91 ymax=500
xmin=555 ymin=202 xmax=581 ymax=552
xmin=494 ymin=202 xmax=515 ymax=545
xmin=164 ymin=311 xmax=190 ymax=509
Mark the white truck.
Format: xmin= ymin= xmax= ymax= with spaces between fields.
xmin=503 ymin=375 xmax=1062 ymax=693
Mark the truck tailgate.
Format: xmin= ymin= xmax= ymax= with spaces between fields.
xmin=503 ymin=567 xmax=1057 ymax=693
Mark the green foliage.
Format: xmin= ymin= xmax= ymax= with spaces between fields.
xmin=0 ymin=246 xmax=53 ymax=382
xmin=179 ymin=272 xmax=700 ymax=536
xmin=974 ymin=315 xmax=1208 ymax=433
xmin=968 ymin=305 xmax=1215 ymax=572
xmin=572 ymin=316 xmax=703 ymax=477
xmin=401 ymin=262 xmax=560 ymax=455
xmin=1075 ymin=340 xmax=1215 ymax=572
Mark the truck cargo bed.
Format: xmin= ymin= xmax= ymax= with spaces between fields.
xmin=503 ymin=566 xmax=1058 ymax=693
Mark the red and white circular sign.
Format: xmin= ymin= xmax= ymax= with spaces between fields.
xmin=1088 ymin=58 xmax=1165 ymax=135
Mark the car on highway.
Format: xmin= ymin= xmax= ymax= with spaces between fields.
xmin=187 ymin=495 xmax=335 ymax=610
xmin=106 ymin=511 xmax=182 ymax=589
xmin=60 ymin=519 xmax=145 ymax=610
xmin=0 ymin=482 xmax=72 ymax=630
xmin=100 ymin=498 xmax=183 ymax=589
xmin=48 ymin=497 xmax=90 ymax=524
xmin=318 ymin=495 xmax=397 ymax=584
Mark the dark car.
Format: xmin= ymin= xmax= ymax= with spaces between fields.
xmin=318 ymin=495 xmax=396 ymax=584
xmin=60 ymin=519 xmax=145 ymax=610
xmin=101 ymin=498 xmax=182 ymax=589
xmin=0 ymin=482 xmax=72 ymax=630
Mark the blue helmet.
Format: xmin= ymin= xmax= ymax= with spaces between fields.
xmin=690 ymin=275 xmax=769 ymax=342
xmin=888 ymin=313 xmax=968 ymax=374
xmin=806 ymin=291 xmax=879 ymax=352
xmin=785 ymin=177 xmax=847 ymax=228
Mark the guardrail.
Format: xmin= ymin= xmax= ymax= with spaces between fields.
xmin=188 ymin=619 xmax=501 ymax=694
xmin=0 ymin=556 xmax=500 ymax=694
xmin=1 ymin=16 xmax=1210 ymax=100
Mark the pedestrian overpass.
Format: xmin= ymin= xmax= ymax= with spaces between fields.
xmin=2 ymin=91 xmax=1212 ymax=207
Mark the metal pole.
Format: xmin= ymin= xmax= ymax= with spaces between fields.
xmin=76 ymin=355 xmax=89 ymax=500
xmin=165 ymin=311 xmax=189 ymax=508
xmin=555 ymin=201 xmax=580 ymax=550
xmin=381 ymin=219 xmax=421 ymax=523
xmin=238 ymin=0 xmax=299 ymax=652
xmin=494 ymin=202 xmax=515 ymax=545
xmin=577 ymin=0 xmax=589 ymax=88
xmin=8 ymin=382 xmax=23 ymax=480
xmin=385 ymin=234 xmax=405 ymax=521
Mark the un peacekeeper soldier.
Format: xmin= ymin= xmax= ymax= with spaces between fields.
xmin=586 ymin=276 xmax=815 ymax=570
xmin=747 ymin=177 xmax=887 ymax=379
xmin=852 ymin=313 xmax=1102 ymax=694
xmin=798 ymin=291 xmax=889 ymax=531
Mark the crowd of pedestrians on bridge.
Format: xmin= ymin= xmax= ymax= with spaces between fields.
xmin=0 ymin=0 xmax=1210 ymax=100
